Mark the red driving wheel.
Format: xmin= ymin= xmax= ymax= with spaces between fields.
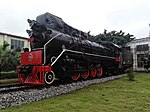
xmin=97 ymin=64 xmax=103 ymax=77
xmin=72 ymin=73 xmax=80 ymax=81
xmin=81 ymin=71 xmax=89 ymax=79
xmin=90 ymin=69 xmax=97 ymax=78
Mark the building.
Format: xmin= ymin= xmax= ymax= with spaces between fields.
xmin=0 ymin=32 xmax=29 ymax=51
xmin=127 ymin=37 xmax=150 ymax=71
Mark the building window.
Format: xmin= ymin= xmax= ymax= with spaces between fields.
xmin=137 ymin=54 xmax=149 ymax=68
xmin=136 ymin=44 xmax=149 ymax=51
xmin=11 ymin=39 xmax=24 ymax=51
xmin=125 ymin=46 xmax=130 ymax=51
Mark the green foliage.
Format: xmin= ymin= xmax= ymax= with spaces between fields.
xmin=126 ymin=67 xmax=134 ymax=81
xmin=3 ymin=41 xmax=10 ymax=50
xmin=89 ymin=29 xmax=135 ymax=46
xmin=0 ymin=46 xmax=20 ymax=72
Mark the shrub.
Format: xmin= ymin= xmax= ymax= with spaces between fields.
xmin=126 ymin=67 xmax=134 ymax=81
xmin=0 ymin=46 xmax=20 ymax=72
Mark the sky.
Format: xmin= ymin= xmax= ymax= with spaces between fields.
xmin=0 ymin=0 xmax=150 ymax=39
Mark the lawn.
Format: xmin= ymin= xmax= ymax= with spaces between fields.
xmin=1 ymin=73 xmax=150 ymax=112
xmin=0 ymin=78 xmax=18 ymax=86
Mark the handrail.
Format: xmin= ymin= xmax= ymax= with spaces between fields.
xmin=51 ymin=49 xmax=66 ymax=66
xmin=43 ymin=33 xmax=62 ymax=65
xmin=50 ymin=48 xmax=116 ymax=67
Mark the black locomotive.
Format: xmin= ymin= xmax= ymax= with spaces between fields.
xmin=17 ymin=12 xmax=133 ymax=85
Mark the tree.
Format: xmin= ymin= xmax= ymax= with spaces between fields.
xmin=0 ymin=45 xmax=20 ymax=72
xmin=89 ymin=30 xmax=135 ymax=46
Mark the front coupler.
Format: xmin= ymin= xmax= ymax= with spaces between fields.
xmin=17 ymin=66 xmax=51 ymax=85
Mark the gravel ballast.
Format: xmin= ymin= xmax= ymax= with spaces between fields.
xmin=0 ymin=74 xmax=126 ymax=109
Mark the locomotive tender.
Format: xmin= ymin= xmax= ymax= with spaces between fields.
xmin=17 ymin=12 xmax=132 ymax=85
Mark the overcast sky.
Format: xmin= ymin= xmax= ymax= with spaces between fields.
xmin=0 ymin=0 xmax=150 ymax=39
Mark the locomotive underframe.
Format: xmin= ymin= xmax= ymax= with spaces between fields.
xmin=17 ymin=65 xmax=52 ymax=85
xmin=17 ymin=47 xmax=119 ymax=85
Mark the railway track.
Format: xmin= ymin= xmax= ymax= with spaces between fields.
xmin=0 ymin=74 xmax=127 ymax=109
xmin=0 ymin=84 xmax=33 ymax=93
xmin=0 ymin=79 xmax=64 ymax=94
xmin=0 ymin=74 xmax=126 ymax=94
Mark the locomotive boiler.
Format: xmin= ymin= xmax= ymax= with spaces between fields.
xmin=17 ymin=12 xmax=132 ymax=85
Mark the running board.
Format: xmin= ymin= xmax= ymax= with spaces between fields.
xmin=51 ymin=49 xmax=115 ymax=66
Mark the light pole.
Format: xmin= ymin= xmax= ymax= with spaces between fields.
xmin=149 ymin=24 xmax=150 ymax=37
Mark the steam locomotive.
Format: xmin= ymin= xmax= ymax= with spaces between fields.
xmin=17 ymin=12 xmax=133 ymax=85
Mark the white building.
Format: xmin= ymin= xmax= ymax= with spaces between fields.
xmin=127 ymin=37 xmax=150 ymax=71
xmin=0 ymin=32 xmax=29 ymax=51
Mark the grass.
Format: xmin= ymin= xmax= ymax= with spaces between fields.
xmin=1 ymin=73 xmax=150 ymax=112
xmin=0 ymin=71 xmax=18 ymax=79
xmin=0 ymin=78 xmax=18 ymax=86
xmin=0 ymin=71 xmax=18 ymax=86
